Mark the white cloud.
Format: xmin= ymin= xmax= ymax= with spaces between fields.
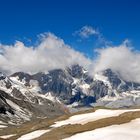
xmin=91 ymin=40 xmax=140 ymax=83
xmin=74 ymin=25 xmax=99 ymax=38
xmin=1 ymin=31 xmax=140 ymax=84
xmin=0 ymin=33 xmax=91 ymax=75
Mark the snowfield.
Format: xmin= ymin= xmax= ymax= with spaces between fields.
xmin=1 ymin=109 xmax=140 ymax=140
xmin=63 ymin=118 xmax=140 ymax=140
xmin=17 ymin=129 xmax=50 ymax=140
xmin=51 ymin=109 xmax=140 ymax=127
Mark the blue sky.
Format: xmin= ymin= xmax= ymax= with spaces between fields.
xmin=0 ymin=0 xmax=140 ymax=57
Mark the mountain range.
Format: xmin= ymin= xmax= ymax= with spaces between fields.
xmin=0 ymin=64 xmax=140 ymax=124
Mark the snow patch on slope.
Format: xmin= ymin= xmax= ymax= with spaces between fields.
xmin=51 ymin=109 xmax=140 ymax=127
xmin=10 ymin=76 xmax=26 ymax=86
xmin=63 ymin=118 xmax=140 ymax=140
xmin=0 ymin=125 xmax=7 ymax=128
xmin=17 ymin=129 xmax=50 ymax=140
xmin=6 ymin=99 xmax=22 ymax=111
xmin=0 ymin=134 xmax=16 ymax=139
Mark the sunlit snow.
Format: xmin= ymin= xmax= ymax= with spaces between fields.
xmin=17 ymin=129 xmax=50 ymax=140
xmin=63 ymin=118 xmax=140 ymax=140
xmin=51 ymin=109 xmax=140 ymax=127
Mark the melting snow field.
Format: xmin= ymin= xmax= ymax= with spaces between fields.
xmin=17 ymin=129 xmax=50 ymax=140
xmin=51 ymin=109 xmax=140 ymax=127
xmin=63 ymin=118 xmax=140 ymax=140
xmin=2 ymin=109 xmax=140 ymax=140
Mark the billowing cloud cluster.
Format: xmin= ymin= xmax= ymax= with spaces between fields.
xmin=1 ymin=30 xmax=140 ymax=83
xmin=92 ymin=40 xmax=140 ymax=83
xmin=74 ymin=25 xmax=99 ymax=38
xmin=0 ymin=33 xmax=91 ymax=74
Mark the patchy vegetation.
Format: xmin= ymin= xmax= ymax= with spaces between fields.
xmin=0 ymin=107 xmax=140 ymax=140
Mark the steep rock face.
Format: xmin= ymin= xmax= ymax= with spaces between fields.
xmin=103 ymin=69 xmax=122 ymax=89
xmin=102 ymin=69 xmax=139 ymax=92
xmin=67 ymin=64 xmax=85 ymax=78
xmin=11 ymin=72 xmax=31 ymax=86
xmin=90 ymin=81 xmax=108 ymax=100
xmin=0 ymin=90 xmax=14 ymax=115
xmin=32 ymin=66 xmax=95 ymax=105
xmin=10 ymin=65 xmax=95 ymax=106
xmin=33 ymin=69 xmax=73 ymax=100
